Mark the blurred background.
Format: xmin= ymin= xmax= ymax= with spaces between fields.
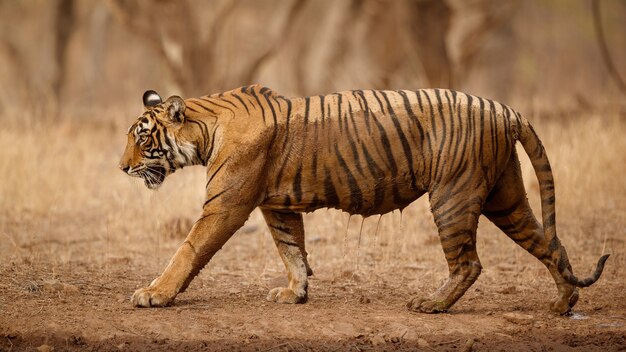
xmin=1 ymin=0 xmax=625 ymax=120
xmin=1 ymin=2 xmax=625 ymax=347
xmin=1 ymin=0 xmax=625 ymax=310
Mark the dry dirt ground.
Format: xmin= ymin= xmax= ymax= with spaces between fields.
xmin=0 ymin=114 xmax=625 ymax=351
xmin=1 ymin=233 xmax=625 ymax=352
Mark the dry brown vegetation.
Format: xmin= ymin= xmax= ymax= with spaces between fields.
xmin=1 ymin=0 xmax=626 ymax=351
xmin=1 ymin=105 xmax=625 ymax=352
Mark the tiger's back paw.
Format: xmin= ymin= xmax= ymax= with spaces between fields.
xmin=550 ymin=287 xmax=579 ymax=315
xmin=267 ymin=287 xmax=307 ymax=304
xmin=131 ymin=286 xmax=175 ymax=308
xmin=406 ymin=296 xmax=449 ymax=314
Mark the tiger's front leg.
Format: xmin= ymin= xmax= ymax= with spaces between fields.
xmin=131 ymin=153 xmax=266 ymax=308
xmin=132 ymin=204 xmax=254 ymax=307
xmin=261 ymin=209 xmax=311 ymax=304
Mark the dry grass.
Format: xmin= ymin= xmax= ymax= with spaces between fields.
xmin=1 ymin=108 xmax=624 ymax=351
xmin=0 ymin=110 xmax=623 ymax=289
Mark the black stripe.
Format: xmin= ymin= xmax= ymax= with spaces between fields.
xmin=430 ymin=171 xmax=475 ymax=213
xmin=206 ymin=157 xmax=230 ymax=190
xmin=432 ymin=89 xmax=447 ymax=181
xmin=304 ymin=97 xmax=311 ymax=125
xmin=509 ymin=228 xmax=537 ymax=243
xmin=370 ymin=114 xmax=397 ymax=174
xmin=489 ymin=99 xmax=499 ymax=164
xmin=187 ymin=119 xmax=211 ymax=160
xmin=277 ymin=239 xmax=299 ymax=247
xmin=154 ymin=127 xmax=162 ymax=148
xmin=478 ymin=98 xmax=486 ymax=163
xmin=544 ymin=212 xmax=556 ymax=227
xmin=268 ymin=223 xmax=291 ymax=234
xmin=231 ymin=93 xmax=250 ymax=114
xmin=548 ymin=236 xmax=560 ymax=252
xmin=450 ymin=94 xmax=474 ymax=177
xmin=274 ymin=146 xmax=293 ymax=188
xmin=205 ymin=126 xmax=219 ymax=163
xmin=483 ymin=198 xmax=524 ymax=218
xmin=466 ymin=94 xmax=474 ymax=155
xmin=293 ymin=164 xmax=303 ymax=203
xmin=503 ymin=106 xmax=512 ymax=148
xmin=514 ymin=111 xmax=522 ymax=132
xmin=161 ymin=129 xmax=177 ymax=165
xmin=185 ymin=104 xmax=202 ymax=114
xmin=249 ymin=89 xmax=267 ymax=123
xmin=442 ymin=237 xmax=473 ymax=256
xmin=423 ymin=92 xmax=436 ymax=176
xmin=439 ymin=228 xmax=473 ymax=242
xmin=380 ymin=91 xmax=416 ymax=190
xmin=557 ymin=257 xmax=568 ymax=273
xmin=541 ymin=181 xmax=554 ymax=191
xmin=281 ymin=97 xmax=292 ymax=149
xmin=435 ymin=196 xmax=483 ymax=229
xmin=354 ymin=90 xmax=372 ymax=134
xmin=309 ymin=194 xmax=320 ymax=210
xmin=219 ymin=96 xmax=238 ymax=109
xmin=343 ymin=100 xmax=350 ymax=135
xmin=203 ymin=187 xmax=231 ymax=208
xmin=371 ymin=91 xmax=398 ymax=176
xmin=324 ymin=167 xmax=340 ymax=207
xmin=498 ymin=214 xmax=535 ymax=235
xmin=335 ymin=144 xmax=363 ymax=213
xmin=536 ymin=163 xmax=552 ymax=172
xmin=398 ymin=90 xmax=425 ymax=141
xmin=319 ymin=95 xmax=325 ymax=126
xmin=262 ymin=93 xmax=279 ymax=146
xmin=448 ymin=92 xmax=464 ymax=175
xmin=200 ymin=97 xmax=235 ymax=115
xmin=360 ymin=142 xmax=385 ymax=210
xmin=344 ymin=110 xmax=365 ymax=177
xmin=312 ymin=119 xmax=318 ymax=175
xmin=487 ymin=100 xmax=496 ymax=165
xmin=337 ymin=93 xmax=343 ymax=133
xmin=415 ymin=90 xmax=424 ymax=113
xmin=347 ymin=101 xmax=360 ymax=138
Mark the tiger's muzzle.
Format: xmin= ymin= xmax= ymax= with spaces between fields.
xmin=120 ymin=164 xmax=167 ymax=190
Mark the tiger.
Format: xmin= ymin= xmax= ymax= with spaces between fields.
xmin=119 ymin=84 xmax=609 ymax=314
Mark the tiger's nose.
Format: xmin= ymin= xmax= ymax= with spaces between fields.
xmin=120 ymin=165 xmax=130 ymax=173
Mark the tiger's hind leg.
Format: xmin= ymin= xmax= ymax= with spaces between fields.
xmin=482 ymin=152 xmax=578 ymax=314
xmin=407 ymin=181 xmax=487 ymax=313
xmin=261 ymin=209 xmax=312 ymax=304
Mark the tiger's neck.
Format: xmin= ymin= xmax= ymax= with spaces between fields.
xmin=177 ymin=115 xmax=222 ymax=168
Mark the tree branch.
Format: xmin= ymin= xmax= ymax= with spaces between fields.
xmin=592 ymin=0 xmax=626 ymax=93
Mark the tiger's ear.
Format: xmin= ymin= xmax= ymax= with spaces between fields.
xmin=143 ymin=90 xmax=162 ymax=108
xmin=164 ymin=96 xmax=186 ymax=124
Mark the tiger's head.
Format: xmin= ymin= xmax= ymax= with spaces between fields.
xmin=119 ymin=90 xmax=197 ymax=189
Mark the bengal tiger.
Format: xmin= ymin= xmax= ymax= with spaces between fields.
xmin=119 ymin=85 xmax=609 ymax=314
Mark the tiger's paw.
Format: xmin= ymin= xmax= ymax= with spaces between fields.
xmin=266 ymin=287 xmax=307 ymax=304
xmin=406 ymin=297 xmax=448 ymax=313
xmin=131 ymin=286 xmax=176 ymax=308
xmin=550 ymin=288 xmax=579 ymax=315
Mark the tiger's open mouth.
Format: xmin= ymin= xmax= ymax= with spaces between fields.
xmin=141 ymin=165 xmax=166 ymax=189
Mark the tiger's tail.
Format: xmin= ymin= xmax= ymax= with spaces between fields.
xmin=517 ymin=116 xmax=609 ymax=288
